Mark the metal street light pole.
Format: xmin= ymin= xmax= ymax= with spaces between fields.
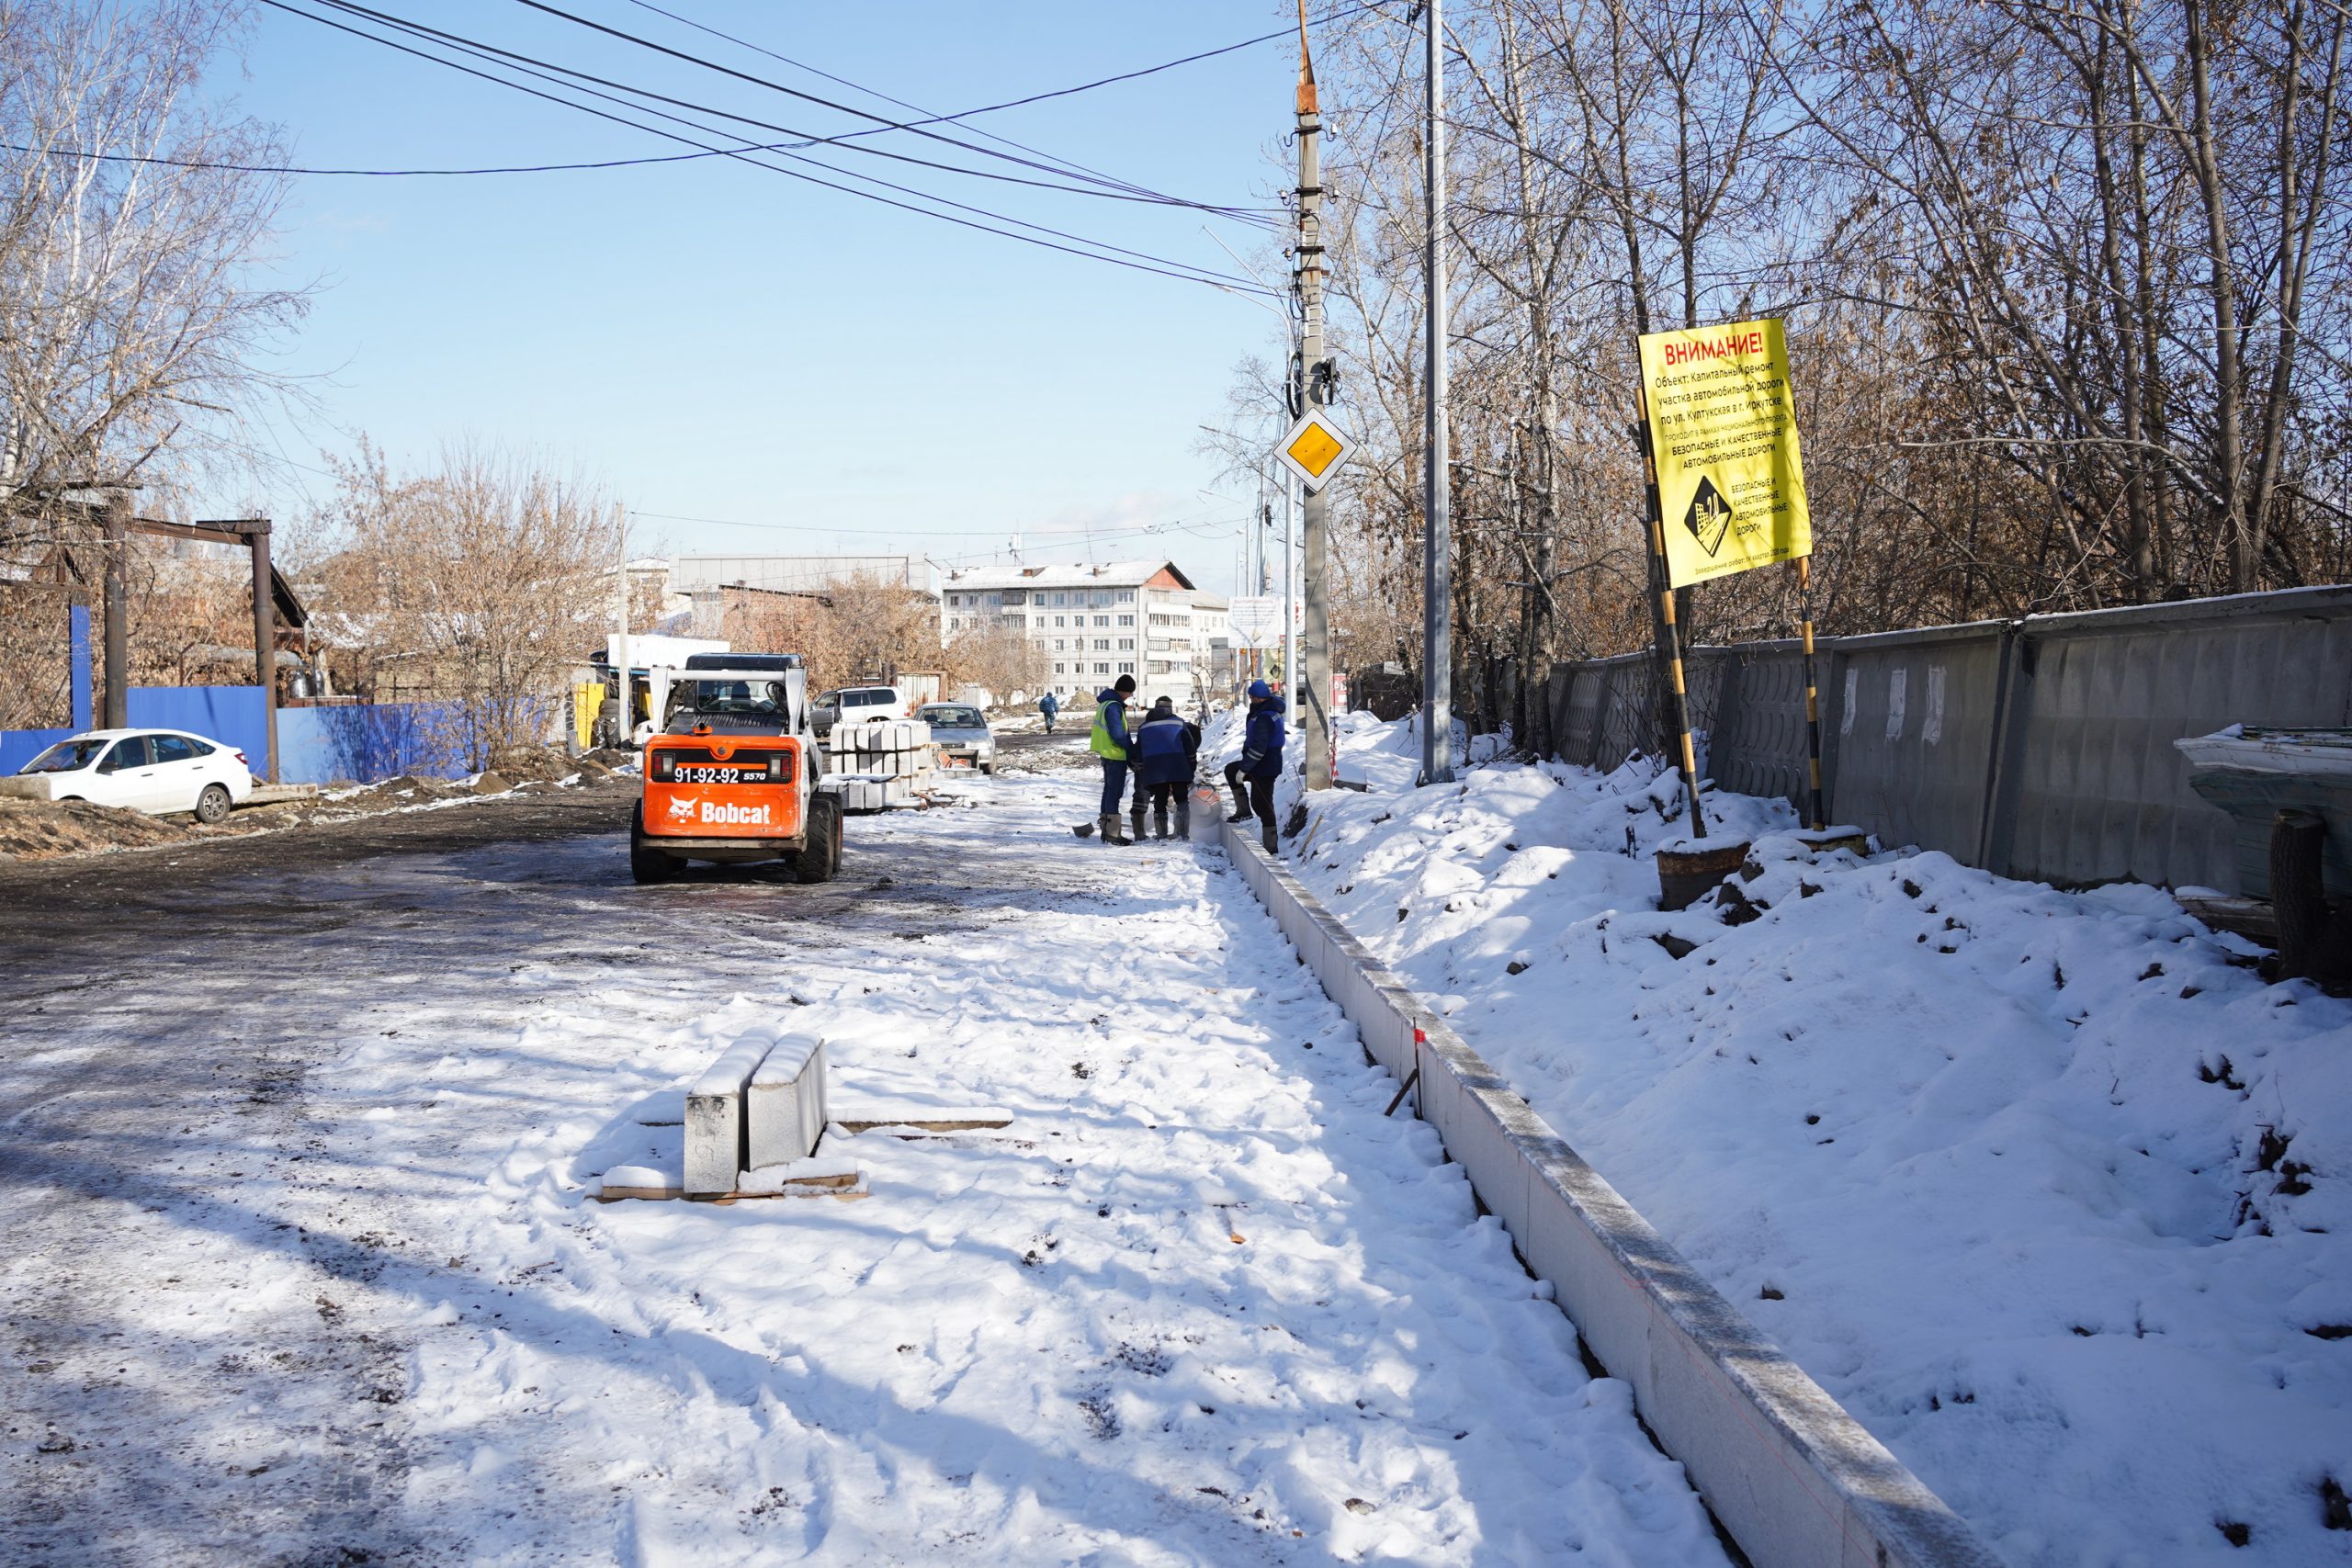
xmin=1420 ymin=0 xmax=1453 ymax=785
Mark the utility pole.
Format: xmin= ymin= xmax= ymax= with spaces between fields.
xmin=1283 ymin=469 xmax=1298 ymax=708
xmin=613 ymin=512 xmax=631 ymax=748
xmin=1260 ymin=501 xmax=1273 ymax=594
xmin=102 ymin=490 xmax=129 ymax=728
xmin=1420 ymin=0 xmax=1454 ymax=785
xmin=1296 ymin=2 xmax=1333 ymax=791
xmin=249 ymin=517 xmax=277 ymax=783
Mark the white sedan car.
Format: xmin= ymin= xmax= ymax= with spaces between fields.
xmin=12 ymin=728 xmax=255 ymax=823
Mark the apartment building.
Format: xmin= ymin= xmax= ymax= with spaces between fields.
xmin=937 ymin=560 xmax=1228 ymax=708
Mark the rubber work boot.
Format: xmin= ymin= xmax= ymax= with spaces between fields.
xmin=1152 ymin=805 xmax=1170 ymax=840
xmin=1098 ymin=814 xmax=1132 ymax=846
xmin=1261 ymin=820 xmax=1279 ymax=855
xmin=1129 ymin=807 xmax=1147 ymax=844
xmin=1227 ymin=781 xmax=1251 ymax=820
xmin=1175 ymin=800 xmax=1192 ymax=839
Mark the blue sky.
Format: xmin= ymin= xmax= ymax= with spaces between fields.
xmin=212 ymin=2 xmax=1326 ymax=595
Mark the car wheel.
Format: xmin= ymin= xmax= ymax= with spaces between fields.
xmin=629 ymin=804 xmax=676 ymax=884
xmin=195 ymin=784 xmax=232 ymax=825
xmin=794 ymin=794 xmax=841 ymax=884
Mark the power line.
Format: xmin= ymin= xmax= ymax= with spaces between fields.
xmin=256 ymin=0 xmax=1270 ymax=295
xmin=18 ymin=3 xmax=1366 ymax=216
xmin=302 ymin=0 xmax=1270 ymax=220
xmin=1 ymin=139 xmax=735 ymax=177
xmin=499 ymin=0 xmax=1278 ymax=217
xmin=283 ymin=0 xmax=1269 ymax=287
xmin=613 ymin=0 xmax=1306 ymax=211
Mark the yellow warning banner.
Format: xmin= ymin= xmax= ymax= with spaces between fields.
xmin=1637 ymin=318 xmax=1811 ymax=587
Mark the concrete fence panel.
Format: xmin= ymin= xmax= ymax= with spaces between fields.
xmin=1822 ymin=624 xmax=2009 ymax=863
xmin=1533 ymin=585 xmax=2352 ymax=892
xmin=1997 ymin=587 xmax=2352 ymax=890
xmin=1695 ymin=642 xmax=1815 ymax=808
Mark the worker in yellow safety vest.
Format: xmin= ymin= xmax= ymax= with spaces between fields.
xmin=1088 ymin=673 xmax=1138 ymax=845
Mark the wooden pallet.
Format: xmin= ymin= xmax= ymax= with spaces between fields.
xmin=594 ymin=1170 xmax=865 ymax=1203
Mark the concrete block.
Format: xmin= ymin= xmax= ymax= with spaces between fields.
xmin=747 ymin=1034 xmax=828 ymax=1169
xmin=684 ymin=1033 xmax=775 ymax=1196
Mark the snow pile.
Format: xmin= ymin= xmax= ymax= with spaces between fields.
xmin=1287 ymin=721 xmax=2352 ymax=1567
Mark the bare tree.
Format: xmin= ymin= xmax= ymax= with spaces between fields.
xmin=0 ymin=1 xmax=306 ymax=506
xmin=0 ymin=1 xmax=308 ymax=728
xmin=311 ymin=440 xmax=621 ymax=769
xmin=1234 ymin=0 xmax=2352 ymax=713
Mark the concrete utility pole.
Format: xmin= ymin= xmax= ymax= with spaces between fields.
xmin=1296 ymin=3 xmax=1333 ymax=791
xmin=1283 ymin=470 xmax=1298 ymax=710
xmin=102 ymin=490 xmax=129 ymax=728
xmin=249 ymin=516 xmax=277 ymax=783
xmin=1420 ymin=0 xmax=1454 ymax=785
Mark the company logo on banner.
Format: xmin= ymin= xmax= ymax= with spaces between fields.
xmin=1636 ymin=318 xmax=1812 ymax=586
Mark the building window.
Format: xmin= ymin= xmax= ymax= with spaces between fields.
xmin=1118 ymin=591 xmax=1135 ymax=603
xmin=1118 ymin=638 xmax=1133 ymax=650
xmin=1095 ymin=661 xmax=1109 ymax=674
xmin=1092 ymin=615 xmax=1109 ymax=626
xmin=1120 ymin=663 xmax=1135 ymax=674
xmin=1117 ymin=615 xmax=1134 ymax=626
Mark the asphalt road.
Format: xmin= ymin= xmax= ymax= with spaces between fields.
xmin=0 ymin=780 xmax=641 ymax=955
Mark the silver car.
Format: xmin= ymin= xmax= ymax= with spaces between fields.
xmin=917 ymin=704 xmax=994 ymax=773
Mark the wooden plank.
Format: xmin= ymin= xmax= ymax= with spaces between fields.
xmin=833 ymin=1109 xmax=1012 ymax=1134
xmin=593 ymin=1176 xmax=864 ymax=1203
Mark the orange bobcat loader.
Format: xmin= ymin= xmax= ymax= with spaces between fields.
xmin=629 ymin=656 xmax=841 ymax=885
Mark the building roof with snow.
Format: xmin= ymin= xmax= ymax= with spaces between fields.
xmin=939 ymin=560 xmax=1195 ymax=593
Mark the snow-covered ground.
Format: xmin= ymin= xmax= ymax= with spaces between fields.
xmin=2 ymin=766 xmax=1730 ymax=1565
xmin=1283 ymin=716 xmax=2352 ymax=1567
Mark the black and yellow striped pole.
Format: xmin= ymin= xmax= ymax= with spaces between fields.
xmin=1634 ymin=379 xmax=1709 ymax=840
xmin=1796 ymin=555 xmax=1826 ymax=830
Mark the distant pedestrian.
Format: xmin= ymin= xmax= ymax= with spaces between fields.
xmin=1087 ymin=675 xmax=1137 ymax=845
xmin=1134 ymin=694 xmax=1203 ymax=840
xmin=1224 ymin=679 xmax=1285 ymax=855
xmin=1038 ymin=691 xmax=1059 ymax=735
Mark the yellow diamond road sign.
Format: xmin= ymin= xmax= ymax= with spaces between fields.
xmin=1275 ymin=410 xmax=1355 ymax=491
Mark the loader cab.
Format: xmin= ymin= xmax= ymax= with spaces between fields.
xmin=630 ymin=656 xmax=842 ymax=886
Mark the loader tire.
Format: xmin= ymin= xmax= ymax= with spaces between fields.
xmin=795 ymin=795 xmax=841 ymax=884
xmin=628 ymin=804 xmax=676 ymax=885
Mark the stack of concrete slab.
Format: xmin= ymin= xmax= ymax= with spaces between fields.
xmin=827 ymin=775 xmax=912 ymax=813
xmin=823 ymin=719 xmax=933 ymax=779
xmin=683 ymin=1029 xmax=831 ymax=1198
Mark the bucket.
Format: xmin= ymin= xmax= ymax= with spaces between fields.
xmin=1656 ymin=840 xmax=1751 ymax=911
xmin=1188 ymin=784 xmax=1224 ymax=843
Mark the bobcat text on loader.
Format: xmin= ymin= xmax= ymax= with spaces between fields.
xmin=629 ymin=654 xmax=842 ymax=886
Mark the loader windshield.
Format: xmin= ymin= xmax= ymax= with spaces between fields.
xmin=680 ymin=680 xmax=788 ymax=717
